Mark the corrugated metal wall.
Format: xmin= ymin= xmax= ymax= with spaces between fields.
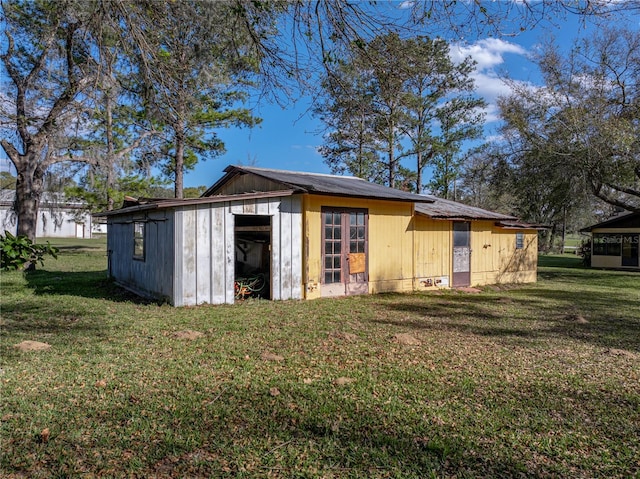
xmin=107 ymin=195 xmax=303 ymax=306
xmin=107 ymin=210 xmax=175 ymax=302
xmin=174 ymin=195 xmax=303 ymax=306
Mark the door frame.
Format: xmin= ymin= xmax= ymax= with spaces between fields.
xmin=321 ymin=207 xmax=369 ymax=297
xmin=452 ymin=221 xmax=471 ymax=287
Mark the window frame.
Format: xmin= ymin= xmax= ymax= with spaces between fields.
xmin=321 ymin=207 xmax=368 ymax=285
xmin=515 ymin=232 xmax=524 ymax=250
xmin=133 ymin=221 xmax=145 ymax=261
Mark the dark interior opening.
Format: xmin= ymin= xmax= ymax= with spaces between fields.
xmin=234 ymin=215 xmax=271 ymax=300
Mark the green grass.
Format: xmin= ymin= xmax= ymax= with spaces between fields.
xmin=1 ymin=243 xmax=639 ymax=478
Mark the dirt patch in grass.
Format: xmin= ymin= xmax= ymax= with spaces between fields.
xmin=171 ymin=329 xmax=205 ymax=340
xmin=455 ymin=287 xmax=482 ymax=293
xmin=328 ymin=331 xmax=358 ymax=342
xmin=13 ymin=340 xmax=51 ymax=352
xmin=334 ymin=376 xmax=355 ymax=386
xmin=261 ymin=351 xmax=284 ymax=361
xmin=605 ymin=348 xmax=638 ymax=359
xmin=392 ymin=333 xmax=421 ymax=345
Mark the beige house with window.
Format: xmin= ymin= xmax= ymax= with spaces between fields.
xmin=581 ymin=211 xmax=640 ymax=270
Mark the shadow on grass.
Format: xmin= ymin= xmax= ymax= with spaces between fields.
xmin=52 ymin=244 xmax=107 ymax=254
xmin=22 ymin=269 xmax=154 ymax=304
xmin=141 ymin=385 xmax=550 ymax=479
xmin=2 ymin=270 xmax=155 ymax=352
xmin=538 ymin=268 xmax=639 ymax=287
xmin=375 ymin=288 xmax=640 ymax=351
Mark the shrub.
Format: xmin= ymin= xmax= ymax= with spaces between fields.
xmin=0 ymin=231 xmax=59 ymax=271
xmin=578 ymin=238 xmax=591 ymax=267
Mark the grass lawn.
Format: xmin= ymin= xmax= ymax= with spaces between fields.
xmin=1 ymin=240 xmax=639 ymax=478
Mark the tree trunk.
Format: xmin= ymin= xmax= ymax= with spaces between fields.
xmin=416 ymin=150 xmax=423 ymax=194
xmin=14 ymin=157 xmax=45 ymax=242
xmin=387 ymin=119 xmax=395 ymax=189
xmin=105 ymin=91 xmax=116 ymax=211
xmin=174 ymin=128 xmax=185 ymax=199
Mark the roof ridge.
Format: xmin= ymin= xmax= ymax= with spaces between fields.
xmin=233 ymin=165 xmax=365 ymax=181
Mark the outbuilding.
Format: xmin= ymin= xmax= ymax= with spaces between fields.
xmin=101 ymin=165 xmax=539 ymax=306
xmin=580 ymin=211 xmax=640 ymax=269
xmin=1 ymin=190 xmax=94 ymax=239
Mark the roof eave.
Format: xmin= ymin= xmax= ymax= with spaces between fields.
xmin=95 ymin=190 xmax=296 ymax=217
xmin=415 ymin=210 xmax=517 ymax=221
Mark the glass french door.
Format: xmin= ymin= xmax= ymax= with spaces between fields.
xmin=322 ymin=208 xmax=368 ymax=297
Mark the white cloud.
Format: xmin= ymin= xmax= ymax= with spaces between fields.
xmin=449 ymin=37 xmax=535 ymax=125
xmin=450 ymin=38 xmax=527 ymax=71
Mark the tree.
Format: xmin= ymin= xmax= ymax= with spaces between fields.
xmin=123 ymin=1 xmax=260 ymax=198
xmin=4 ymin=0 xmax=639 ymax=242
xmin=1 ymin=1 xmax=104 ymax=240
xmin=315 ymin=63 xmax=380 ymax=183
xmin=401 ymin=39 xmax=485 ymax=194
xmin=68 ymin=21 xmax=161 ymax=212
xmin=315 ymin=33 xmax=483 ymax=191
xmin=497 ymin=27 xmax=640 ymax=213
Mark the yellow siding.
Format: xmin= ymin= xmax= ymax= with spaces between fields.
xmin=302 ymin=194 xmax=538 ymax=298
xmin=412 ymin=217 xmax=538 ymax=289
xmin=470 ymin=220 xmax=496 ymax=285
xmin=492 ymin=229 xmax=538 ymax=284
xmin=412 ymin=215 xmax=451 ymax=289
xmin=303 ymin=194 xmax=416 ymax=298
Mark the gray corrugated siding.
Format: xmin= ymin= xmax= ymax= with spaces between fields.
xmin=174 ymin=195 xmax=303 ymax=306
xmin=107 ymin=210 xmax=175 ymax=302
xmin=107 ymin=195 xmax=303 ymax=306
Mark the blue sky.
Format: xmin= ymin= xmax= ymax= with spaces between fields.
xmin=180 ymin=10 xmax=605 ymax=188
xmin=2 ymin=4 xmax=638 ymax=189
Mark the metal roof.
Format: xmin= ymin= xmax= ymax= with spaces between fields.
xmin=415 ymin=197 xmax=517 ymax=221
xmin=203 ymin=165 xmax=435 ymax=203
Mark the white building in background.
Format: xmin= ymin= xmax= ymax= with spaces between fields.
xmin=0 ymin=190 xmax=94 ymax=239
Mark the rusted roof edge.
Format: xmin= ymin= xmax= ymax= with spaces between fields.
xmin=94 ymin=190 xmax=295 ymax=217
xmin=496 ymin=221 xmax=548 ymax=230
xmin=414 ymin=210 xmax=517 ymax=221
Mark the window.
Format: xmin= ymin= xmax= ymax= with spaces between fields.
xmin=592 ymin=233 xmax=622 ymax=256
xmin=323 ymin=211 xmax=342 ymax=284
xmin=453 ymin=222 xmax=470 ymax=247
xmin=516 ymin=232 xmax=524 ymax=249
xmin=133 ymin=221 xmax=145 ymax=260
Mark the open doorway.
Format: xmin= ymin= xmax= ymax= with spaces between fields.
xmin=234 ymin=215 xmax=271 ymax=300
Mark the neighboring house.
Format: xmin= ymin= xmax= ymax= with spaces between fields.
xmin=580 ymin=211 xmax=640 ymax=270
xmin=0 ymin=190 xmax=93 ymax=239
xmin=101 ymin=165 xmax=539 ymax=306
